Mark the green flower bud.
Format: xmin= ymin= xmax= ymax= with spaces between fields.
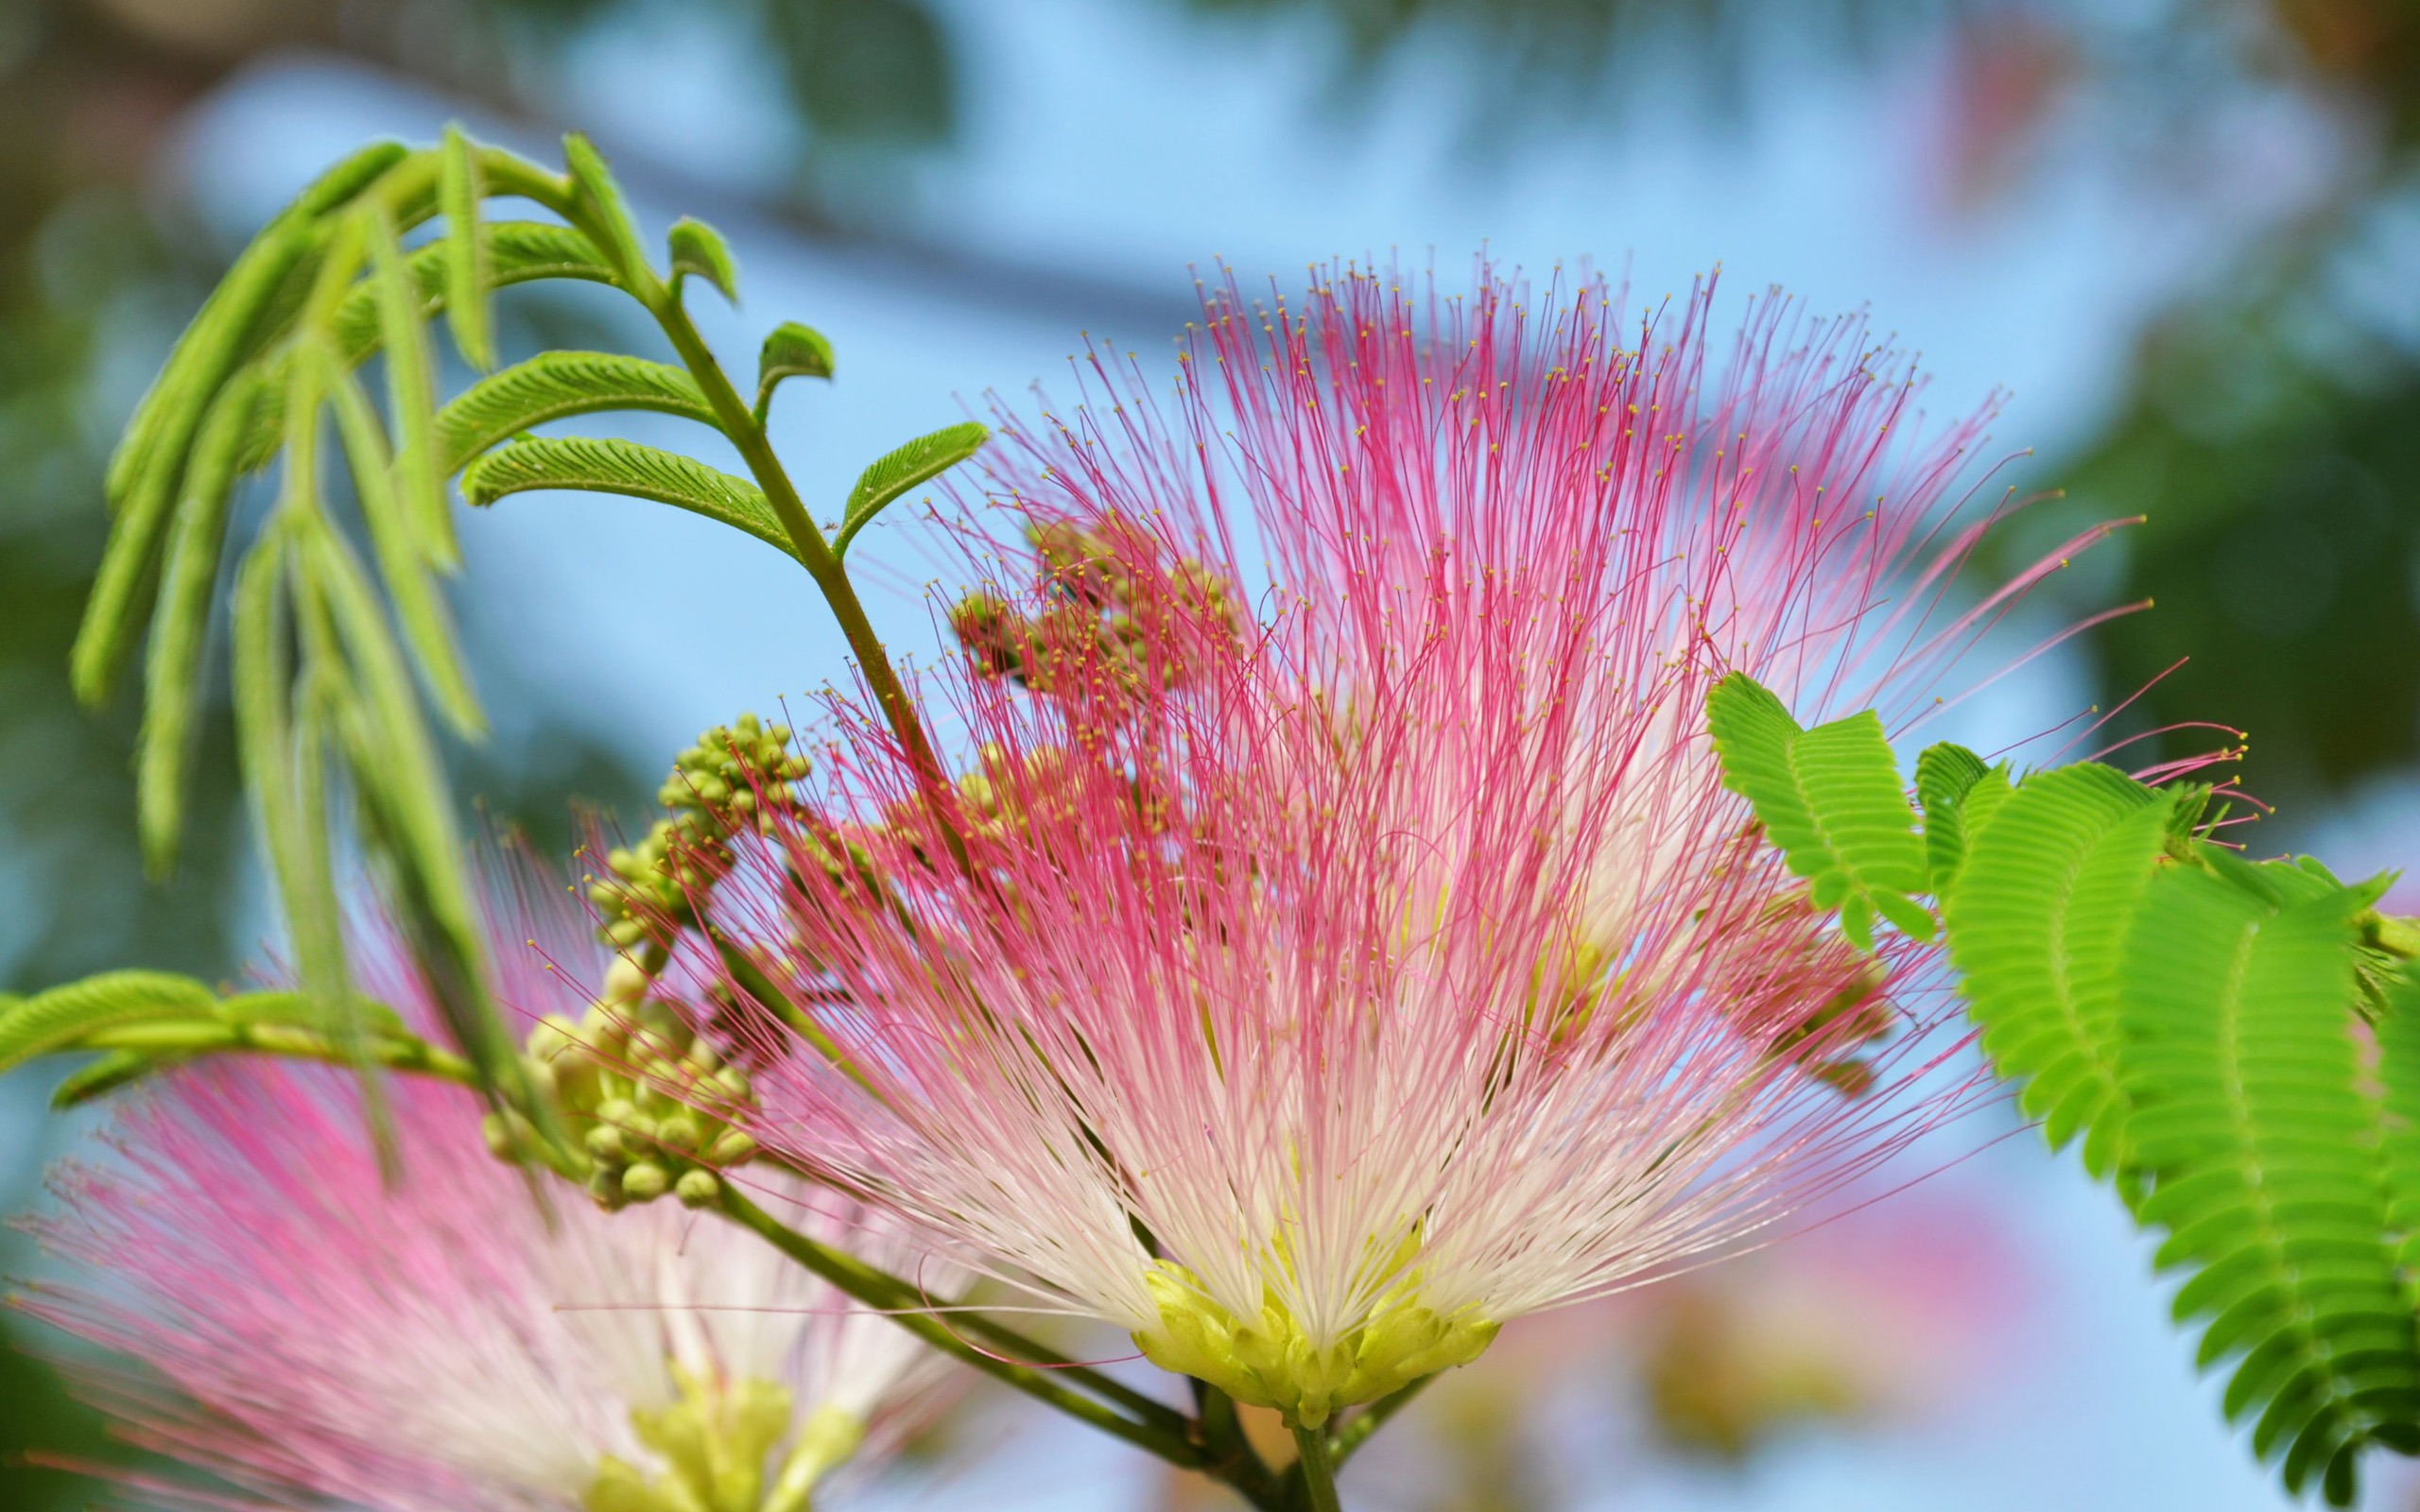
xmin=708 ymin=1128 xmax=759 ymax=1166
xmin=675 ymin=1169 xmax=722 ymax=1208
xmin=586 ymin=1125 xmax=628 ymax=1161
xmin=620 ymin=1161 xmax=670 ymax=1202
xmin=655 ymin=1113 xmax=701 ymax=1153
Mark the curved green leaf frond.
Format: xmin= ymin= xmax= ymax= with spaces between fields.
xmin=668 ymin=216 xmax=739 ymax=304
xmin=1704 ymin=674 xmax=1929 ymax=951
xmin=1944 ymin=762 xmax=2165 ymax=1174
xmin=0 ymin=971 xmax=217 ymax=1075
xmin=440 ymin=126 xmax=494 ymax=371
xmin=461 ymin=436 xmax=801 ymax=560
xmin=2121 ymin=868 xmax=2420 ymax=1503
xmin=103 ymin=142 xmax=406 ymax=512
xmin=435 ymin=352 xmax=718 ymax=474
xmin=754 ymin=320 xmax=836 ymax=421
xmin=837 ymin=421 xmax=988 ymax=558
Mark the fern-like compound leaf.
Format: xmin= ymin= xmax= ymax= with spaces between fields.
xmin=668 ymin=216 xmax=739 ymax=303
xmin=754 ymin=320 xmax=836 ymax=421
xmin=1944 ymin=762 xmax=2165 ymax=1175
xmin=1704 ymin=674 xmax=1929 ymax=951
xmin=439 ymin=125 xmax=493 ymax=371
xmin=2120 ymin=864 xmax=2420 ymax=1503
xmin=0 ymin=971 xmax=217 ymax=1075
xmin=434 ymin=352 xmax=718 ymax=475
xmin=837 ymin=421 xmax=989 ymax=558
xmin=460 ymin=436 xmax=801 ymax=561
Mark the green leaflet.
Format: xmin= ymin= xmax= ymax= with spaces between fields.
xmin=2378 ymin=972 xmax=2420 ymax=1281
xmin=1703 ymin=674 xmax=1930 ymax=951
xmin=135 ymin=374 xmax=266 ymax=875
xmin=668 ymin=217 xmax=740 ymax=303
xmin=370 ymin=207 xmax=455 ymax=570
xmin=1944 ymin=763 xmax=2167 ymax=1175
xmin=1913 ymin=741 xmax=2003 ymax=894
xmin=754 ymin=320 xmax=836 ymax=421
xmin=434 ymin=352 xmax=718 ymax=475
xmin=461 ymin=436 xmax=802 ymax=561
xmin=836 ymin=421 xmax=989 ymax=558
xmin=440 ymin=125 xmax=494 ymax=371
xmin=322 ymin=351 xmax=483 ymax=736
xmin=0 ymin=971 xmax=217 ymax=1075
xmin=563 ymin=132 xmax=654 ymax=292
xmin=2120 ymin=866 xmax=2420 ymax=1503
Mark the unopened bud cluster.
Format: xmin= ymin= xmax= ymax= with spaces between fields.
xmin=484 ymin=960 xmax=759 ymax=1211
xmin=588 ymin=714 xmax=811 ymax=952
xmin=948 ymin=520 xmax=1241 ymax=704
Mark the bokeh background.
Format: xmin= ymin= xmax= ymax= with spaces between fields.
xmin=4 ymin=0 xmax=2418 ymax=1507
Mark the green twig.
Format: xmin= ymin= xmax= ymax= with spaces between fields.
xmin=713 ymin=1186 xmax=1203 ymax=1466
xmin=1290 ymin=1421 xmax=1344 ymax=1512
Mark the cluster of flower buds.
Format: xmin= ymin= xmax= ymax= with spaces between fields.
xmin=485 ymin=958 xmax=761 ymax=1211
xmin=589 ymin=714 xmax=811 ymax=953
xmin=947 ymin=519 xmax=1241 ymax=707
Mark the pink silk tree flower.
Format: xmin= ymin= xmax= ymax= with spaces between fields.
xmin=694 ymin=265 xmax=2075 ymax=1431
xmin=19 ymin=946 xmax=956 ymax=1512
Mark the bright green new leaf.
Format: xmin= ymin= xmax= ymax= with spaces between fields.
xmin=440 ymin=125 xmax=493 ymax=370
xmin=753 ymin=321 xmax=836 ymax=421
xmin=0 ymin=971 xmax=217 ymax=1075
xmin=434 ymin=352 xmax=718 ymax=474
xmin=1704 ymin=674 xmax=1930 ymax=952
xmin=837 ymin=421 xmax=989 ymax=558
xmin=2119 ymin=866 xmax=2420 ymax=1503
xmin=1944 ymin=762 xmax=2164 ymax=1174
xmin=668 ymin=217 xmax=739 ymax=303
xmin=461 ymin=436 xmax=802 ymax=560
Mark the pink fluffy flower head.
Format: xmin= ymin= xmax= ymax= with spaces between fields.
xmin=18 ymin=917 xmax=956 ymax=1512
xmin=697 ymin=263 xmax=2071 ymax=1428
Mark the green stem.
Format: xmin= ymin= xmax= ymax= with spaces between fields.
xmin=78 ymin=1022 xmax=481 ymax=1085
xmin=1328 ymin=1377 xmax=1431 ymax=1466
xmin=713 ymin=1186 xmax=1203 ymax=1467
xmin=1290 ymin=1422 xmax=1344 ymax=1512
